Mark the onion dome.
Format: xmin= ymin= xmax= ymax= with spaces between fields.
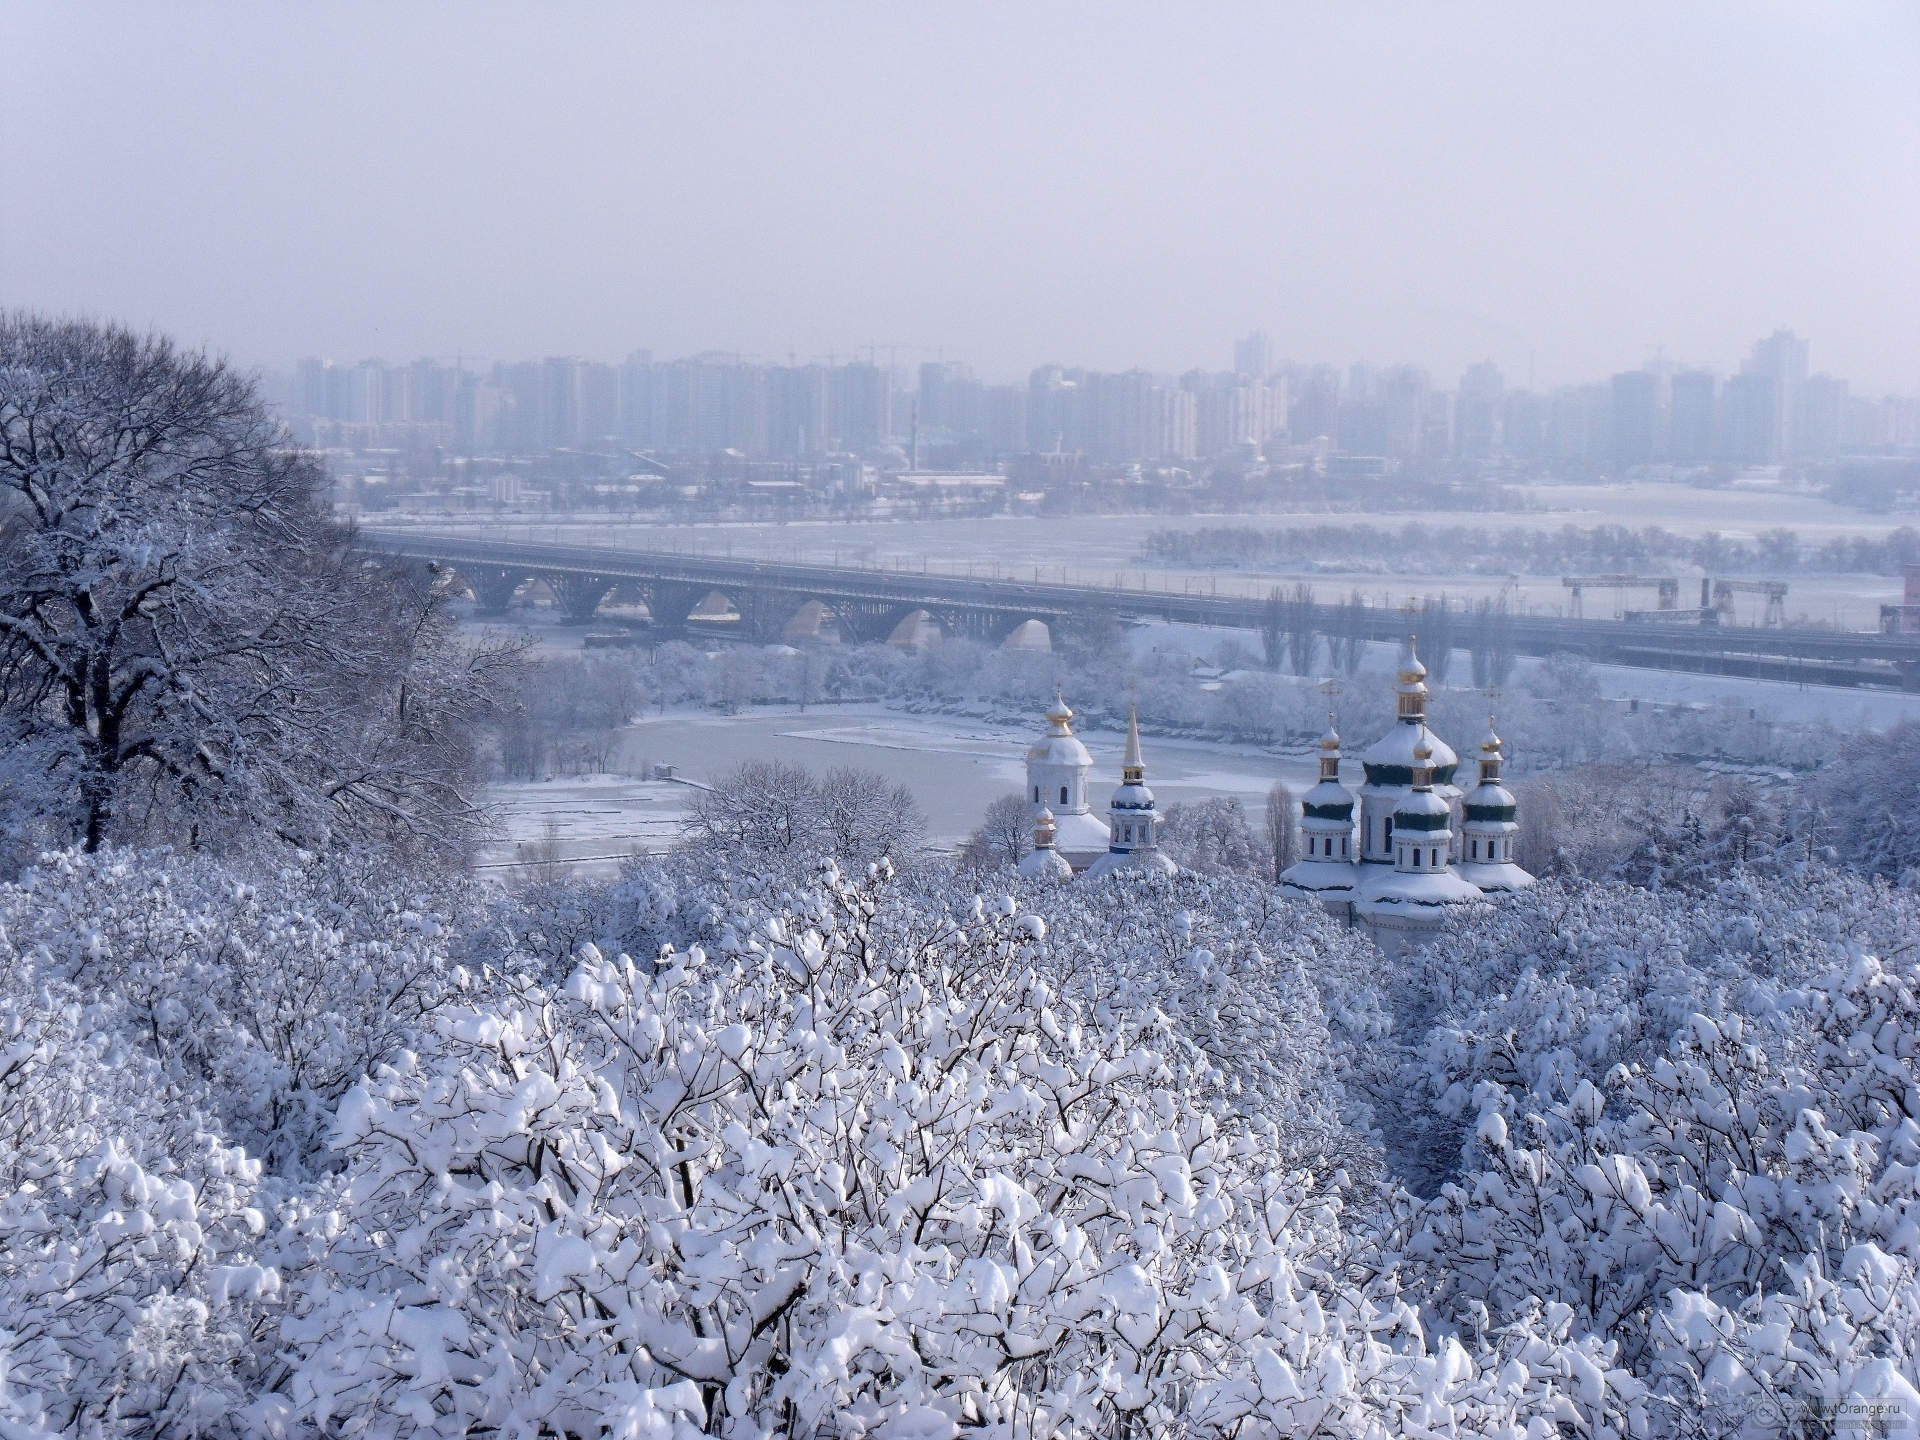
xmin=1026 ymin=690 xmax=1093 ymax=768
xmin=1395 ymin=633 xmax=1429 ymax=724
xmin=1463 ymin=717 xmax=1516 ymax=823
xmin=1458 ymin=712 xmax=1531 ymax=894
xmin=1301 ymin=712 xmax=1354 ymax=821
xmin=1017 ymin=805 xmax=1074 ymax=880
xmin=1035 ymin=804 xmax=1057 ymax=844
xmin=1362 ymin=719 xmax=1459 ymax=787
xmin=1392 ymin=736 xmax=1453 ymax=832
xmin=1361 ymin=636 xmax=1458 ymax=785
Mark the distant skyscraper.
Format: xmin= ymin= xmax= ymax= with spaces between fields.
xmin=1546 ymin=383 xmax=1611 ymax=466
xmin=1380 ymin=366 xmax=1431 ymax=461
xmin=1667 ymin=370 xmax=1716 ymax=463
xmin=1740 ymin=329 xmax=1809 ymax=460
xmin=1289 ymin=365 xmax=1340 ymax=445
xmin=1234 ymin=331 xmax=1272 ymax=380
xmin=1799 ymin=374 xmax=1849 ymax=458
xmin=1609 ymin=370 xmax=1660 ymax=469
xmin=1722 ymin=372 xmax=1779 ymax=464
xmin=981 ymin=383 xmax=1027 ymax=455
xmin=1454 ymin=362 xmax=1504 ymax=460
xmin=828 ymin=362 xmax=891 ymax=451
xmin=1500 ymin=389 xmax=1545 ymax=460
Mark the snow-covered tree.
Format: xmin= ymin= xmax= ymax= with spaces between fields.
xmin=0 ymin=314 xmax=517 ymax=872
xmin=1390 ymin=873 xmax=1920 ymax=1426
xmin=957 ymin=792 xmax=1035 ymax=873
xmin=1156 ymin=796 xmax=1264 ymax=877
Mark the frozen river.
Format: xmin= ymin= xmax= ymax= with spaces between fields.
xmin=482 ymin=703 xmax=1318 ymax=874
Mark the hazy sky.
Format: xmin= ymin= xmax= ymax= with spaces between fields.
xmin=5 ymin=3 xmax=1916 ymax=390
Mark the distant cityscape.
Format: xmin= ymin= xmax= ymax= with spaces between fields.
xmin=267 ymin=329 xmax=1920 ymax=516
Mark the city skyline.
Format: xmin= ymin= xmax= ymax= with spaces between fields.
xmin=5 ymin=4 xmax=1917 ymax=392
xmin=278 ymin=324 xmax=1902 ymax=402
xmin=281 ymin=324 xmax=1918 ymax=470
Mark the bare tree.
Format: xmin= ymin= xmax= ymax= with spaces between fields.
xmin=514 ymin=819 xmax=568 ymax=886
xmin=1258 ymin=588 xmax=1282 ymax=671
xmin=1329 ymin=590 xmax=1369 ymax=676
xmin=1285 ymin=583 xmax=1319 ymax=675
xmin=0 ymin=314 xmax=519 ymax=869
xmin=1258 ymin=584 xmax=1320 ymax=675
xmin=819 ymin=766 xmax=926 ymax=867
xmin=1158 ymin=796 xmax=1264 ymax=876
xmin=680 ymin=760 xmax=923 ymax=869
xmin=1419 ymin=596 xmax=1456 ymax=685
xmin=1469 ymin=597 xmax=1517 ymax=690
xmin=958 ymin=792 xmax=1035 ymax=872
xmin=679 ymin=760 xmax=821 ymax=859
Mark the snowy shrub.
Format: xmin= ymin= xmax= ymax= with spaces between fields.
xmin=0 ymin=848 xmax=466 ymax=1174
xmin=1399 ymin=876 xmax=1920 ymax=1427
xmin=0 ymin=967 xmax=281 ymax=1434
xmin=284 ymin=862 xmax=1634 ymax=1437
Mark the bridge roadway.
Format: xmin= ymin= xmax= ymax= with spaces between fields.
xmin=364 ymin=530 xmax=1920 ymax=690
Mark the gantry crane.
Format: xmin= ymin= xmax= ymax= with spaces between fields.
xmin=1562 ymin=575 xmax=1681 ymax=620
xmin=1710 ymin=579 xmax=1789 ymax=628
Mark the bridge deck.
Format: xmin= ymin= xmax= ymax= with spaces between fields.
xmin=363 ymin=531 xmax=1920 ymax=689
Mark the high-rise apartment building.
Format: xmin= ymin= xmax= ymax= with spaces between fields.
xmin=1609 ymin=369 xmax=1660 ymax=469
xmin=1454 ymin=362 xmax=1504 ymax=460
xmin=1234 ymin=330 xmax=1272 ymax=380
xmin=1289 ymin=365 xmax=1341 ymax=446
xmin=1799 ymin=374 xmax=1849 ymax=458
xmin=1722 ymin=372 xmax=1779 ymax=463
xmin=1740 ymin=329 xmax=1809 ymax=460
xmin=1666 ymin=370 xmax=1716 ymax=463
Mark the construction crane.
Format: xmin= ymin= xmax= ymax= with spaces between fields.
xmin=1710 ymin=579 xmax=1789 ymax=628
xmin=1562 ymin=575 xmax=1680 ymax=620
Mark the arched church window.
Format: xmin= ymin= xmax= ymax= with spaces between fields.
xmin=1060 ymin=785 xmax=1068 ymax=805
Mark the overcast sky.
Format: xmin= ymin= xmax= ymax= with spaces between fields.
xmin=5 ymin=3 xmax=1916 ymax=390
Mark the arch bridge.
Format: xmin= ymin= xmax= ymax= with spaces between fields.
xmin=362 ymin=531 xmax=1920 ymax=689
xmin=369 ymin=532 xmax=1085 ymax=647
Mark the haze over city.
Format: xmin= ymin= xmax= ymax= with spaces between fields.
xmin=5 ymin=2 xmax=1917 ymax=390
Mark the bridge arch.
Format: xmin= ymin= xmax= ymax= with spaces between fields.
xmin=458 ymin=565 xmax=529 ymax=615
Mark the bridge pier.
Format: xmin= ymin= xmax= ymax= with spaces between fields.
xmin=549 ymin=573 xmax=614 ymax=625
xmin=733 ymin=589 xmax=805 ymax=644
xmin=466 ymin=566 xmax=524 ymax=616
xmin=639 ymin=581 xmax=715 ymax=635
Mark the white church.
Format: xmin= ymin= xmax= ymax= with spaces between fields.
xmin=1011 ymin=636 xmax=1532 ymax=950
xmin=1017 ymin=695 xmax=1178 ymax=881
